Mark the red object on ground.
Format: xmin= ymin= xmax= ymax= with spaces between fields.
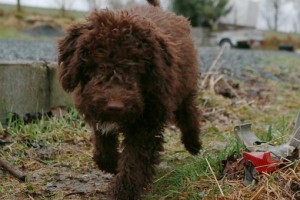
xmin=243 ymin=151 xmax=279 ymax=173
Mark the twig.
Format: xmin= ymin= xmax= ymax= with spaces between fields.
xmin=0 ymin=156 xmax=26 ymax=181
xmin=63 ymin=192 xmax=85 ymax=199
xmin=203 ymin=108 xmax=225 ymax=117
xmin=290 ymin=125 xmax=300 ymax=147
xmin=210 ymin=74 xmax=241 ymax=99
xmin=250 ymin=185 xmax=265 ymax=200
xmin=222 ymin=78 xmax=241 ymax=99
xmin=27 ymin=194 xmax=35 ymax=200
xmin=209 ymin=75 xmax=223 ymax=93
xmin=289 ymin=168 xmax=300 ymax=182
xmin=206 ymin=158 xmax=224 ymax=196
xmin=34 ymin=158 xmax=49 ymax=165
xmin=290 ymin=110 xmax=300 ymax=147
xmin=209 ymin=74 xmax=223 ymax=93
xmin=201 ymin=46 xmax=225 ymax=88
xmin=278 ymin=161 xmax=295 ymax=171
xmin=201 ymin=72 xmax=220 ymax=76
xmin=212 ymin=74 xmax=224 ymax=86
xmin=154 ymin=169 xmax=175 ymax=183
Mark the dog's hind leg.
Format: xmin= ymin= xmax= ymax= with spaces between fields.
xmin=92 ymin=131 xmax=119 ymax=174
xmin=175 ymin=94 xmax=202 ymax=155
xmin=108 ymin=125 xmax=164 ymax=200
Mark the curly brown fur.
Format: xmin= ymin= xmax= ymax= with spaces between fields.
xmin=57 ymin=0 xmax=201 ymax=199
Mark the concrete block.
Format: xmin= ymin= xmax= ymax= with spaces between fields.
xmin=0 ymin=61 xmax=72 ymax=123
xmin=48 ymin=62 xmax=73 ymax=108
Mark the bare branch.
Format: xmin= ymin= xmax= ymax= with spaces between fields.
xmin=261 ymin=0 xmax=283 ymax=31
xmin=0 ymin=156 xmax=26 ymax=181
xmin=54 ymin=0 xmax=74 ymax=17
xmin=86 ymin=0 xmax=103 ymax=11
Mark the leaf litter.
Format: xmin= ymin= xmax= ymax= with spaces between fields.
xmin=198 ymin=48 xmax=300 ymax=199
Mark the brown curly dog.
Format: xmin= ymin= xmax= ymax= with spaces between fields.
xmin=57 ymin=0 xmax=201 ymax=199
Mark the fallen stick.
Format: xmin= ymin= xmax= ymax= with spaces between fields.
xmin=250 ymin=185 xmax=265 ymax=200
xmin=154 ymin=169 xmax=175 ymax=183
xmin=206 ymin=158 xmax=224 ymax=196
xmin=201 ymin=46 xmax=226 ymax=88
xmin=0 ymin=156 xmax=26 ymax=181
xmin=222 ymin=77 xmax=241 ymax=99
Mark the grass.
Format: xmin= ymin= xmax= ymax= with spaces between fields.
xmin=0 ymin=3 xmax=86 ymax=19
xmin=0 ymin=109 xmax=97 ymax=199
xmin=0 ymin=24 xmax=300 ymax=200
xmin=144 ymin=140 xmax=242 ymax=199
xmin=144 ymin=50 xmax=300 ymax=199
xmin=262 ymin=31 xmax=300 ymax=50
xmin=0 ymin=109 xmax=243 ymax=200
xmin=264 ymin=30 xmax=300 ymax=41
xmin=0 ymin=25 xmax=26 ymax=38
xmin=0 ymin=3 xmax=87 ymax=39
xmin=2 ymin=60 xmax=299 ymax=199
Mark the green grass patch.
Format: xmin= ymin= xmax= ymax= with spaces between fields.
xmin=144 ymin=139 xmax=241 ymax=199
xmin=0 ymin=3 xmax=86 ymax=18
xmin=0 ymin=25 xmax=25 ymax=38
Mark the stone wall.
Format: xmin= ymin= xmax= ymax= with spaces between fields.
xmin=0 ymin=62 xmax=72 ymax=123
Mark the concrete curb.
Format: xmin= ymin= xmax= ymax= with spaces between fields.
xmin=0 ymin=61 xmax=72 ymax=123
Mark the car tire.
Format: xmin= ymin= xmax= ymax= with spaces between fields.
xmin=219 ymin=39 xmax=233 ymax=48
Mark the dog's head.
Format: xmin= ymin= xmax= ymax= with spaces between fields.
xmin=58 ymin=10 xmax=175 ymax=124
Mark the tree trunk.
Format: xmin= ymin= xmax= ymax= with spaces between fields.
xmin=17 ymin=0 xmax=21 ymax=12
xmin=274 ymin=1 xmax=279 ymax=31
xmin=61 ymin=5 xmax=66 ymax=17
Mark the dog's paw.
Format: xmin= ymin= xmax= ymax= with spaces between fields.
xmin=184 ymin=140 xmax=202 ymax=155
xmin=93 ymin=154 xmax=118 ymax=174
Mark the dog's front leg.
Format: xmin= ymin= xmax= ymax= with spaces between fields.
xmin=175 ymin=94 xmax=202 ymax=155
xmin=108 ymin=126 xmax=164 ymax=200
xmin=92 ymin=130 xmax=119 ymax=174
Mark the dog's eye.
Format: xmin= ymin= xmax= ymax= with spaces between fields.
xmin=96 ymin=48 xmax=103 ymax=52
xmin=96 ymin=46 xmax=106 ymax=53
xmin=137 ymin=43 xmax=143 ymax=49
xmin=126 ymin=84 xmax=133 ymax=90
xmin=80 ymin=74 xmax=91 ymax=86
xmin=80 ymin=49 xmax=90 ymax=61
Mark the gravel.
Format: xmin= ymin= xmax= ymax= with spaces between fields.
xmin=0 ymin=39 xmax=299 ymax=81
xmin=0 ymin=39 xmax=57 ymax=62
xmin=200 ymin=47 xmax=300 ymax=81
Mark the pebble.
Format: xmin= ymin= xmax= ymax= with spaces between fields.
xmin=0 ymin=39 xmax=299 ymax=81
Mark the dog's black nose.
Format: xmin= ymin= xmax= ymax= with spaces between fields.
xmin=106 ymin=101 xmax=124 ymax=112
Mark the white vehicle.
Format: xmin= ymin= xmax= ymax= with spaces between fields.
xmin=216 ymin=29 xmax=264 ymax=48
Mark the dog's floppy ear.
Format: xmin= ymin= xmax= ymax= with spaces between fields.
xmin=143 ymin=33 xmax=179 ymax=97
xmin=57 ymin=23 xmax=89 ymax=92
